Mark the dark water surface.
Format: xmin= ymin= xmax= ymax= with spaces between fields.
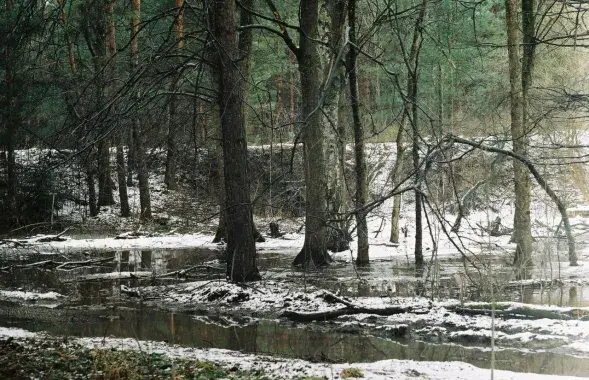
xmin=1 ymin=245 xmax=588 ymax=376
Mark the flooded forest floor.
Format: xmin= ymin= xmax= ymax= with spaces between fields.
xmin=2 ymin=144 xmax=589 ymax=379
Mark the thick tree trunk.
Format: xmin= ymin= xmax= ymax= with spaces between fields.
xmin=130 ymin=0 xmax=151 ymax=220
xmin=212 ymin=0 xmax=265 ymax=244
xmin=347 ymin=0 xmax=369 ymax=265
xmin=505 ymin=0 xmax=533 ymax=266
xmin=293 ymin=0 xmax=332 ymax=267
xmin=212 ymin=0 xmax=260 ymax=282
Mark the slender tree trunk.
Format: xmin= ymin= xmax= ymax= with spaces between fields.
xmin=165 ymin=0 xmax=184 ymax=191
xmin=126 ymin=128 xmax=135 ymax=187
xmin=289 ymin=50 xmax=296 ymax=131
xmin=97 ymin=141 xmax=115 ymax=206
xmin=505 ymin=0 xmax=533 ymax=266
xmin=116 ymin=143 xmax=130 ymax=217
xmin=212 ymin=0 xmax=260 ymax=282
xmin=390 ymin=117 xmax=406 ymax=244
xmin=57 ymin=0 xmax=76 ymax=75
xmin=348 ymin=0 xmax=369 ymax=265
xmin=86 ymin=162 xmax=98 ymax=217
xmin=410 ymin=2 xmax=427 ymax=267
xmin=390 ymin=2 xmax=426 ymax=248
xmin=130 ymin=0 xmax=151 ymax=219
xmin=105 ymin=0 xmax=129 ymax=216
xmin=3 ymin=0 xmax=18 ymax=228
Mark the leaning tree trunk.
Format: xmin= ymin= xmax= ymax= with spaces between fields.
xmin=130 ymin=0 xmax=151 ymax=219
xmin=505 ymin=0 xmax=533 ymax=266
xmin=347 ymin=0 xmax=369 ymax=265
xmin=292 ymin=0 xmax=332 ymax=267
xmin=212 ymin=0 xmax=260 ymax=282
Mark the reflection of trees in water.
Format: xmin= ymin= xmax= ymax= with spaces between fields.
xmin=141 ymin=250 xmax=151 ymax=270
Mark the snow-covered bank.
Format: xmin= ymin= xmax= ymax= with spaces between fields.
xmin=0 ymin=326 xmax=585 ymax=380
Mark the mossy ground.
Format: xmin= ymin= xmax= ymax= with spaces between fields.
xmin=0 ymin=337 xmax=273 ymax=380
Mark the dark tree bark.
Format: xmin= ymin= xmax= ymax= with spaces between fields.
xmin=505 ymin=0 xmax=533 ymax=266
xmin=409 ymin=1 xmax=427 ymax=266
xmin=347 ymin=0 xmax=369 ymax=265
xmin=130 ymin=0 xmax=151 ymax=220
xmin=2 ymin=0 xmax=19 ymax=228
xmin=212 ymin=0 xmax=265 ymax=244
xmin=116 ymin=143 xmax=130 ymax=217
xmin=212 ymin=0 xmax=260 ymax=282
xmin=97 ymin=140 xmax=115 ymax=207
xmin=165 ymin=0 xmax=184 ymax=191
xmin=292 ymin=0 xmax=332 ymax=267
xmin=105 ymin=0 xmax=130 ymax=216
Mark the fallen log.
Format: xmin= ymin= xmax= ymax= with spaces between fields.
xmin=282 ymin=292 xmax=428 ymax=322
xmin=449 ymin=306 xmax=589 ymax=321
xmin=56 ymin=256 xmax=116 ymax=270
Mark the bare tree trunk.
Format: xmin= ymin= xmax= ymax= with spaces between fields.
xmin=130 ymin=0 xmax=151 ymax=219
xmin=411 ymin=3 xmax=427 ymax=267
xmin=105 ymin=0 xmax=129 ymax=216
xmin=390 ymin=1 xmax=427 ymax=247
xmin=390 ymin=118 xmax=406 ymax=244
xmin=126 ymin=127 xmax=135 ymax=187
xmin=116 ymin=143 xmax=130 ymax=217
xmin=348 ymin=0 xmax=369 ymax=265
xmin=292 ymin=0 xmax=332 ymax=266
xmin=97 ymin=141 xmax=115 ymax=206
xmin=165 ymin=0 xmax=184 ymax=191
xmin=57 ymin=0 xmax=76 ymax=75
xmin=289 ymin=50 xmax=296 ymax=131
xmin=211 ymin=0 xmax=260 ymax=282
xmin=505 ymin=0 xmax=533 ymax=266
xmin=448 ymin=135 xmax=577 ymax=266
xmin=86 ymin=162 xmax=98 ymax=217
xmin=212 ymin=0 xmax=265 ymax=243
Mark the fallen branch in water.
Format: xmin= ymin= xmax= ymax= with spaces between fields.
xmin=449 ymin=305 xmax=589 ymax=321
xmin=157 ymin=265 xmax=224 ymax=278
xmin=56 ymin=256 xmax=116 ymax=270
xmin=282 ymin=291 xmax=429 ymax=322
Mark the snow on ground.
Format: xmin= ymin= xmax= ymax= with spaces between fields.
xmin=0 ymin=327 xmax=585 ymax=380
xmin=38 ymin=232 xmax=217 ymax=251
xmin=0 ymin=290 xmax=64 ymax=301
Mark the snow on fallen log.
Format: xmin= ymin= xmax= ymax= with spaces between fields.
xmin=282 ymin=291 xmax=430 ymax=322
